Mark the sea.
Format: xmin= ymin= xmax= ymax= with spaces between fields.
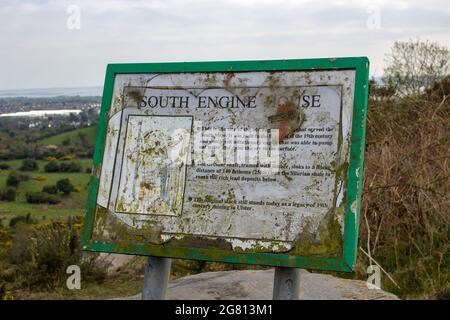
xmin=0 ymin=86 xmax=103 ymax=98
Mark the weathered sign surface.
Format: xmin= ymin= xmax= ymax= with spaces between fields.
xmin=82 ymin=58 xmax=369 ymax=271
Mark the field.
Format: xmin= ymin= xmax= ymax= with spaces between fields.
xmin=38 ymin=126 xmax=97 ymax=145
xmin=0 ymin=159 xmax=92 ymax=226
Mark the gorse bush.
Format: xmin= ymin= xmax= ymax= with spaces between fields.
xmin=3 ymin=217 xmax=107 ymax=290
xmin=59 ymin=155 xmax=73 ymax=161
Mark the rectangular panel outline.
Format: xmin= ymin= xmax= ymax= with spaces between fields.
xmin=81 ymin=57 xmax=369 ymax=272
xmin=113 ymin=114 xmax=193 ymax=217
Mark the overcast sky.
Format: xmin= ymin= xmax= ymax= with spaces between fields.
xmin=1 ymin=0 xmax=449 ymax=90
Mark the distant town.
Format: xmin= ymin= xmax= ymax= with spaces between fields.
xmin=0 ymin=93 xmax=101 ymax=161
xmin=0 ymin=93 xmax=100 ymax=127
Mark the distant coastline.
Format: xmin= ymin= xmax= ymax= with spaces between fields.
xmin=0 ymin=86 xmax=103 ymax=98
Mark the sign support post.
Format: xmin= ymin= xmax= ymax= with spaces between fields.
xmin=141 ymin=256 xmax=172 ymax=300
xmin=273 ymin=267 xmax=300 ymax=300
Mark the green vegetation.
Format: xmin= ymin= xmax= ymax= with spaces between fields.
xmin=6 ymin=171 xmax=29 ymax=188
xmin=25 ymin=192 xmax=60 ymax=204
xmin=0 ymin=159 xmax=91 ymax=226
xmin=56 ymin=178 xmax=75 ymax=195
xmin=0 ymin=218 xmax=107 ymax=293
xmin=44 ymin=160 xmax=83 ymax=173
xmin=0 ymin=187 xmax=17 ymax=201
xmin=8 ymin=213 xmax=37 ymax=228
xmin=42 ymin=185 xmax=58 ymax=194
xmin=0 ymin=188 xmax=16 ymax=202
xmin=19 ymin=159 xmax=38 ymax=172
xmin=38 ymin=126 xmax=97 ymax=146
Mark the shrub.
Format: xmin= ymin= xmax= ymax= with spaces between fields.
xmin=44 ymin=160 xmax=82 ymax=173
xmin=42 ymin=185 xmax=58 ymax=194
xmin=25 ymin=192 xmax=60 ymax=204
xmin=56 ymin=178 xmax=74 ymax=195
xmin=0 ymin=285 xmax=14 ymax=300
xmin=44 ymin=160 xmax=60 ymax=173
xmin=0 ymin=227 xmax=13 ymax=257
xmin=6 ymin=172 xmax=28 ymax=187
xmin=8 ymin=213 xmax=37 ymax=228
xmin=19 ymin=159 xmax=38 ymax=172
xmin=6 ymin=173 xmax=20 ymax=187
xmin=0 ymin=163 xmax=10 ymax=170
xmin=0 ymin=188 xmax=16 ymax=202
xmin=59 ymin=161 xmax=82 ymax=172
xmin=5 ymin=218 xmax=107 ymax=290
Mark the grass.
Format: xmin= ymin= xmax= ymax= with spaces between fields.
xmin=11 ymin=273 xmax=144 ymax=300
xmin=38 ymin=126 xmax=97 ymax=145
xmin=0 ymin=159 xmax=92 ymax=226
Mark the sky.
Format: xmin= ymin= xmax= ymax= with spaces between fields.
xmin=1 ymin=0 xmax=449 ymax=90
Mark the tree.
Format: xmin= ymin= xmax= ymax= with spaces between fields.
xmin=6 ymin=172 xmax=21 ymax=187
xmin=0 ymin=187 xmax=16 ymax=201
xmin=69 ymin=112 xmax=79 ymax=123
xmin=19 ymin=159 xmax=38 ymax=171
xmin=44 ymin=160 xmax=60 ymax=173
xmin=80 ymin=110 xmax=88 ymax=123
xmin=56 ymin=178 xmax=74 ymax=195
xmin=42 ymin=185 xmax=58 ymax=194
xmin=0 ymin=163 xmax=10 ymax=170
xmin=384 ymin=39 xmax=450 ymax=96
xmin=62 ymin=138 xmax=71 ymax=146
xmin=78 ymin=132 xmax=88 ymax=147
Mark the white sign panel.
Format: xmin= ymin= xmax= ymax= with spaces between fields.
xmin=93 ymin=69 xmax=356 ymax=255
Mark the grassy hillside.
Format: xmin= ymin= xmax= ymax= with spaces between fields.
xmin=0 ymin=159 xmax=92 ymax=226
xmin=39 ymin=126 xmax=97 ymax=146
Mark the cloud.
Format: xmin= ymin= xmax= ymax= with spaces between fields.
xmin=0 ymin=0 xmax=449 ymax=89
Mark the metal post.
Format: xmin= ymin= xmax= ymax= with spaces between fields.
xmin=272 ymin=267 xmax=300 ymax=300
xmin=141 ymin=256 xmax=172 ymax=300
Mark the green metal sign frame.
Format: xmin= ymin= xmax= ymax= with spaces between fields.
xmin=81 ymin=57 xmax=369 ymax=272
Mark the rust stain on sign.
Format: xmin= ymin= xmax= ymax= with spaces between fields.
xmin=268 ymin=101 xmax=305 ymax=141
